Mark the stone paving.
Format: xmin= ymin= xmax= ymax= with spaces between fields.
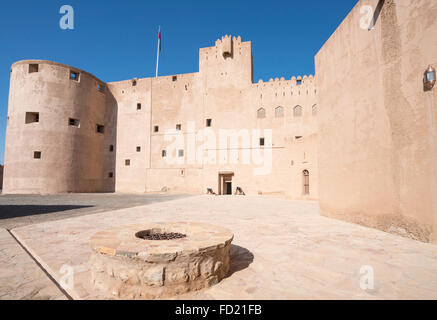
xmin=0 ymin=228 xmax=66 ymax=300
xmin=8 ymin=195 xmax=437 ymax=300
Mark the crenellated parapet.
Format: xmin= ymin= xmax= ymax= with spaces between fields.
xmin=199 ymin=35 xmax=253 ymax=85
xmin=214 ymin=35 xmax=243 ymax=58
xmin=200 ymin=35 xmax=249 ymax=61
xmin=254 ymin=74 xmax=316 ymax=93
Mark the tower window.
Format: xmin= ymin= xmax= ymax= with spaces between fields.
xmin=136 ymin=146 xmax=141 ymax=152
xmin=97 ymin=83 xmax=105 ymax=93
xmin=178 ymin=150 xmax=184 ymax=157
xmin=260 ymin=138 xmax=265 ymax=146
xmin=70 ymin=71 xmax=80 ymax=81
xmin=29 ymin=64 xmax=39 ymax=73
xmin=172 ymin=76 xmax=177 ymax=82
xmin=109 ymin=145 xmax=114 ymax=152
xmin=162 ymin=150 xmax=167 ymax=157
xmin=96 ymin=124 xmax=105 ymax=134
xmin=25 ymin=112 xmax=39 ymax=124
xmin=132 ymin=80 xmax=137 ymax=86
xmin=69 ymin=118 xmax=80 ymax=127
xmin=108 ymin=172 xmax=114 ymax=178
xmin=206 ymin=119 xmax=212 ymax=127
xmin=296 ymin=79 xmax=302 ymax=85
xmin=137 ymin=103 xmax=141 ymax=110
xmin=154 ymin=126 xmax=159 ymax=133
xmin=125 ymin=159 xmax=131 ymax=166
xmin=176 ymin=124 xmax=182 ymax=131
xmin=34 ymin=151 xmax=41 ymax=159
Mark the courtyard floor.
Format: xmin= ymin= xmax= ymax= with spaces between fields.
xmin=1 ymin=194 xmax=437 ymax=300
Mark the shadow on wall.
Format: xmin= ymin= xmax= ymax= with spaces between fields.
xmin=0 ymin=205 xmax=94 ymax=220
xmin=225 ymin=244 xmax=254 ymax=278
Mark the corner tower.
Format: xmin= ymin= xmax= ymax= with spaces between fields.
xmin=3 ymin=60 xmax=117 ymax=194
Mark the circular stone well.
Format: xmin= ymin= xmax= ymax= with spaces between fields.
xmin=89 ymin=222 xmax=234 ymax=299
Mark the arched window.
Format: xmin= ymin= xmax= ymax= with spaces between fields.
xmin=303 ymin=170 xmax=310 ymax=195
xmin=312 ymin=104 xmax=317 ymax=116
xmin=275 ymin=106 xmax=284 ymax=118
xmin=257 ymin=108 xmax=266 ymax=119
xmin=293 ymin=105 xmax=303 ymax=117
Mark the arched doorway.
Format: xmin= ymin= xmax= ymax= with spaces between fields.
xmin=303 ymin=170 xmax=310 ymax=195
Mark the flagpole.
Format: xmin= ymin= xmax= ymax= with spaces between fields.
xmin=155 ymin=26 xmax=160 ymax=78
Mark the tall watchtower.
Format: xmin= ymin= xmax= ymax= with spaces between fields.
xmin=199 ymin=35 xmax=253 ymax=88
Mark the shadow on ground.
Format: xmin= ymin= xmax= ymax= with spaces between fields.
xmin=0 ymin=205 xmax=94 ymax=220
xmin=226 ymin=244 xmax=254 ymax=278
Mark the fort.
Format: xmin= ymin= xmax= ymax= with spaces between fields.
xmin=3 ymin=0 xmax=437 ymax=243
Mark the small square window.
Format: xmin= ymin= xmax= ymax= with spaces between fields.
xmin=108 ymin=172 xmax=114 ymax=178
xmin=69 ymin=118 xmax=80 ymax=127
xmin=137 ymin=103 xmax=141 ymax=110
xmin=34 ymin=151 xmax=41 ymax=159
xmin=154 ymin=126 xmax=159 ymax=133
xmin=178 ymin=150 xmax=184 ymax=157
xmin=109 ymin=145 xmax=114 ymax=152
xmin=136 ymin=146 xmax=141 ymax=152
xmin=172 ymin=76 xmax=177 ymax=82
xmin=96 ymin=124 xmax=105 ymax=134
xmin=162 ymin=150 xmax=167 ymax=157
xmin=295 ymin=136 xmax=303 ymax=140
xmin=97 ymin=83 xmax=105 ymax=93
xmin=260 ymin=138 xmax=265 ymax=146
xmin=176 ymin=124 xmax=182 ymax=131
xmin=70 ymin=71 xmax=80 ymax=81
xmin=206 ymin=119 xmax=212 ymax=127
xmin=25 ymin=112 xmax=39 ymax=124
xmin=125 ymin=159 xmax=130 ymax=166
xmin=29 ymin=64 xmax=39 ymax=73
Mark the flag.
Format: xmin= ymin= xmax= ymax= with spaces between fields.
xmin=158 ymin=27 xmax=161 ymax=52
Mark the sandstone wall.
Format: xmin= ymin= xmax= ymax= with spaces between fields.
xmin=315 ymin=0 xmax=437 ymax=242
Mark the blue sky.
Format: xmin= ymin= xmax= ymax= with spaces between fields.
xmin=0 ymin=0 xmax=358 ymax=164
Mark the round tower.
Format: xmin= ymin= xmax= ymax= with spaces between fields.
xmin=3 ymin=60 xmax=117 ymax=194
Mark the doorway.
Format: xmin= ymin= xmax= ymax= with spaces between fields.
xmin=303 ymin=170 xmax=310 ymax=195
xmin=218 ymin=172 xmax=234 ymax=195
xmin=225 ymin=181 xmax=232 ymax=195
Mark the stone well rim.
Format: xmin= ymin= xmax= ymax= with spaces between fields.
xmin=89 ymin=222 xmax=234 ymax=262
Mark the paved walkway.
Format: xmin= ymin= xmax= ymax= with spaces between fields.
xmin=0 ymin=228 xmax=66 ymax=300
xmin=8 ymin=196 xmax=437 ymax=300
